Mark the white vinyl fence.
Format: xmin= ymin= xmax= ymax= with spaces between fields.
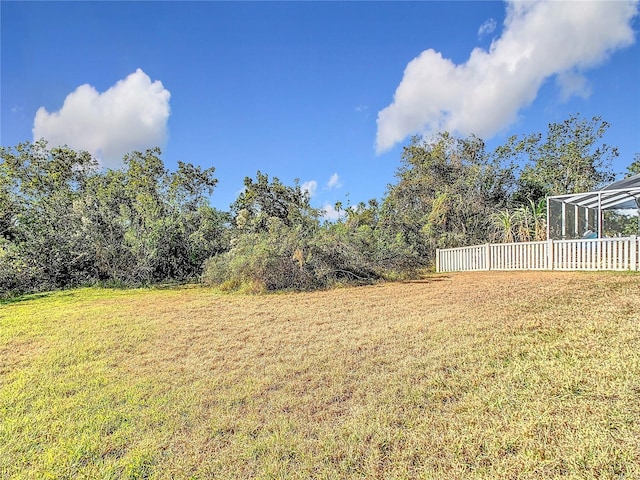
xmin=436 ymin=236 xmax=640 ymax=273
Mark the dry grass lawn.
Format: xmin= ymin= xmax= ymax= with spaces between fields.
xmin=1 ymin=271 xmax=640 ymax=479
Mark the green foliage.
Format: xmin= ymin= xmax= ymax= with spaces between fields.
xmin=602 ymin=210 xmax=639 ymax=237
xmin=503 ymin=114 xmax=618 ymax=202
xmin=0 ymin=240 xmax=44 ymax=297
xmin=0 ymin=113 xmax=629 ymax=295
xmin=487 ymin=114 xmax=622 ymax=244
xmin=0 ymin=141 xmax=100 ymax=293
xmin=0 ymin=141 xmax=228 ymax=297
xmin=490 ymin=199 xmax=546 ymax=243
xmin=232 ymin=171 xmax=318 ymax=232
xmin=332 ymin=198 xmax=421 ymax=277
xmin=489 ymin=209 xmax=517 ymax=244
xmin=306 ymin=223 xmax=381 ymax=285
xmin=203 ymin=173 xmax=390 ymax=291
xmin=204 ymin=218 xmax=317 ymax=292
xmin=626 ymin=153 xmax=640 ymax=178
xmin=379 ymin=133 xmax=514 ymax=267
xmin=202 ymin=223 xmax=385 ymax=293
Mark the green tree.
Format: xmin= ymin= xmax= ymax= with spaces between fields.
xmin=626 ymin=153 xmax=640 ymax=178
xmin=509 ymin=114 xmax=617 ymax=201
xmin=232 ymin=171 xmax=318 ymax=232
xmin=1 ymin=142 xmax=227 ymax=296
xmin=85 ymin=148 xmax=226 ymax=284
xmin=379 ymin=133 xmax=514 ymax=266
xmin=0 ymin=141 xmax=99 ymax=291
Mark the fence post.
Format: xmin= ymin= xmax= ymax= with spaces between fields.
xmin=546 ymin=239 xmax=554 ymax=270
xmin=484 ymin=243 xmax=491 ymax=270
xmin=631 ymin=236 xmax=637 ymax=271
xmin=436 ymin=249 xmax=440 ymax=273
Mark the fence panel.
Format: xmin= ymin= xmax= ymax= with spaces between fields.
xmin=489 ymin=241 xmax=547 ymax=270
xmin=437 ymin=236 xmax=639 ymax=272
xmin=553 ymin=238 xmax=634 ymax=271
xmin=438 ymin=244 xmax=487 ymax=272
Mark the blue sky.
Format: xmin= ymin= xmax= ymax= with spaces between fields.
xmin=2 ymin=1 xmax=639 ymax=216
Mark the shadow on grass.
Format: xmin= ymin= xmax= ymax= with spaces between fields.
xmin=0 ymin=282 xmax=201 ymax=305
xmin=0 ymin=291 xmax=56 ymax=305
xmin=401 ymin=274 xmax=452 ymax=284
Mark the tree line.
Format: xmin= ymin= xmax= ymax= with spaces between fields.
xmin=1 ymin=114 xmax=635 ymax=297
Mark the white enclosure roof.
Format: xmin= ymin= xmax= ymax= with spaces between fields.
xmin=547 ymin=174 xmax=640 ymax=210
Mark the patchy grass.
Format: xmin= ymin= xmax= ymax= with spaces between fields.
xmin=1 ymin=271 xmax=640 ymax=479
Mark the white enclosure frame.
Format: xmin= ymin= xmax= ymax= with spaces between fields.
xmin=546 ymin=174 xmax=640 ymax=240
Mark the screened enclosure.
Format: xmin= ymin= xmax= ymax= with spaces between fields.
xmin=546 ymin=174 xmax=640 ymax=240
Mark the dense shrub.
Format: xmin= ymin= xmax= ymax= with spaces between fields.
xmin=0 ymin=242 xmax=45 ymax=298
xmin=201 ymin=217 xmax=388 ymax=292
xmin=203 ymin=218 xmax=317 ymax=292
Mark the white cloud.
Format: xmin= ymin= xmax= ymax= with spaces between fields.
xmin=556 ymin=70 xmax=592 ymax=101
xmin=327 ymin=173 xmax=342 ymax=190
xmin=478 ymin=18 xmax=497 ymax=38
xmin=33 ymin=68 xmax=171 ymax=168
xmin=301 ymin=180 xmax=318 ymax=197
xmin=376 ymin=0 xmax=639 ymax=153
xmin=321 ymin=203 xmax=342 ymax=221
